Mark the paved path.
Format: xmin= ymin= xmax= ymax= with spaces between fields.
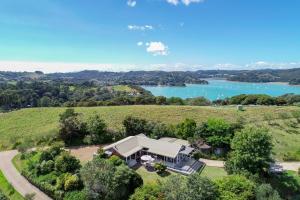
xmin=200 ymin=158 xmax=300 ymax=171
xmin=0 ymin=150 xmax=52 ymax=200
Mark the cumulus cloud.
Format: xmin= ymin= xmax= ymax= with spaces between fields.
xmin=128 ymin=25 xmax=153 ymax=31
xmin=127 ymin=0 xmax=136 ymax=7
xmin=166 ymin=0 xmax=204 ymax=6
xmin=146 ymin=42 xmax=169 ymax=56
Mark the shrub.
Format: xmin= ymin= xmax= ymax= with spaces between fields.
xmin=96 ymin=148 xmax=107 ymax=158
xmin=64 ymin=191 xmax=87 ymax=200
xmin=40 ymin=160 xmax=55 ymax=174
xmin=55 ymin=152 xmax=81 ymax=173
xmin=108 ymin=155 xmax=124 ymax=166
xmin=0 ymin=192 xmax=7 ymax=200
xmin=298 ymin=167 xmax=300 ymax=176
xmin=64 ymin=174 xmax=81 ymax=191
xmin=255 ymin=184 xmax=281 ymax=200
xmin=154 ymin=163 xmax=167 ymax=174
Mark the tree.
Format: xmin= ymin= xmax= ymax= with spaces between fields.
xmin=59 ymin=114 xmax=87 ymax=145
xmin=255 ymin=184 xmax=281 ymax=200
xmin=86 ymin=114 xmax=111 ymax=144
xmin=216 ymin=175 xmax=256 ymax=200
xmin=81 ymin=157 xmax=142 ymax=200
xmin=161 ymin=175 xmax=188 ymax=200
xmin=123 ymin=116 xmax=147 ymax=136
xmin=113 ymin=164 xmax=143 ymax=200
xmin=161 ymin=174 xmax=218 ymax=200
xmin=196 ymin=118 xmax=234 ymax=149
xmin=55 ymin=152 xmax=81 ymax=173
xmin=175 ymin=118 xmax=197 ymax=139
xmin=59 ymin=108 xmax=78 ymax=123
xmin=225 ymin=127 xmax=273 ymax=175
xmin=129 ymin=184 xmax=162 ymax=200
xmin=185 ymin=174 xmax=218 ymax=200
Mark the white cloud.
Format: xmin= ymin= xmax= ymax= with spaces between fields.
xmin=137 ymin=41 xmax=143 ymax=46
xmin=146 ymin=42 xmax=169 ymax=56
xmin=128 ymin=25 xmax=153 ymax=31
xmin=127 ymin=0 xmax=136 ymax=7
xmin=166 ymin=0 xmax=204 ymax=6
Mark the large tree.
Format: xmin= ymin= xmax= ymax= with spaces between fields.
xmin=86 ymin=114 xmax=111 ymax=144
xmin=81 ymin=157 xmax=142 ymax=200
xmin=216 ymin=175 xmax=256 ymax=200
xmin=196 ymin=118 xmax=234 ymax=149
xmin=175 ymin=118 xmax=197 ymax=139
xmin=225 ymin=127 xmax=273 ymax=175
xmin=123 ymin=116 xmax=148 ymax=136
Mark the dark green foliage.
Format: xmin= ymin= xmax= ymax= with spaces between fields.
xmin=58 ymin=109 xmax=87 ymax=145
xmin=185 ymin=174 xmax=218 ymax=200
xmin=0 ymin=192 xmax=7 ymax=200
xmin=85 ymin=114 xmax=112 ymax=144
xmin=154 ymin=163 xmax=167 ymax=174
xmin=167 ymin=97 xmax=185 ymax=105
xmin=39 ymin=160 xmax=55 ymax=174
xmin=108 ymin=155 xmax=125 ymax=166
xmin=186 ymin=97 xmax=211 ymax=106
xmin=129 ymin=184 xmax=162 ymax=200
xmin=161 ymin=174 xmax=218 ymax=200
xmin=175 ymin=118 xmax=197 ymax=139
xmin=63 ymin=191 xmax=87 ymax=200
xmin=196 ymin=118 xmax=234 ymax=149
xmin=255 ymin=184 xmax=281 ymax=200
xmin=54 ymin=152 xmax=81 ymax=173
xmin=225 ymin=127 xmax=273 ymax=175
xmin=80 ymin=157 xmax=142 ymax=200
xmin=216 ymin=175 xmax=256 ymax=200
xmin=123 ymin=116 xmax=148 ymax=136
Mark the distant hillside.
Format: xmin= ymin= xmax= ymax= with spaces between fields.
xmin=1 ymin=68 xmax=300 ymax=85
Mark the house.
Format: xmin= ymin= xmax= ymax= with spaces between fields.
xmin=103 ymin=134 xmax=203 ymax=174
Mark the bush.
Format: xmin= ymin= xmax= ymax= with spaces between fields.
xmin=39 ymin=160 xmax=55 ymax=174
xmin=56 ymin=173 xmax=82 ymax=191
xmin=154 ymin=163 xmax=167 ymax=174
xmin=108 ymin=155 xmax=124 ymax=166
xmin=255 ymin=184 xmax=281 ymax=200
xmin=0 ymin=192 xmax=7 ymax=200
xmin=55 ymin=152 xmax=81 ymax=173
xmin=63 ymin=191 xmax=87 ymax=200
xmin=298 ymin=167 xmax=300 ymax=176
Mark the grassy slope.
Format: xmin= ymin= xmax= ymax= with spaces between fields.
xmin=200 ymin=166 xmax=227 ymax=181
xmin=0 ymin=170 xmax=24 ymax=200
xmin=1 ymin=105 xmax=300 ymax=160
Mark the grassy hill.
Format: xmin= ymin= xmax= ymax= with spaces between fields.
xmin=0 ymin=105 xmax=299 ymax=160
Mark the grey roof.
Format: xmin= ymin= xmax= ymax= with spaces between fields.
xmin=180 ymin=146 xmax=194 ymax=155
xmin=104 ymin=135 xmax=183 ymax=158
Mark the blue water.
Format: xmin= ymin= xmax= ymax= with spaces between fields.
xmin=142 ymin=79 xmax=300 ymax=100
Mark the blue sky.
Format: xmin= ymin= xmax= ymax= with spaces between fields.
xmin=0 ymin=0 xmax=300 ymax=72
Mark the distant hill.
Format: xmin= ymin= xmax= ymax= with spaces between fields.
xmin=0 ymin=68 xmax=300 ymax=85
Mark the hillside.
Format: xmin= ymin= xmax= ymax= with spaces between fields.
xmin=0 ymin=105 xmax=299 ymax=160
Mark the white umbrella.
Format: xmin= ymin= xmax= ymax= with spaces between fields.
xmin=141 ymin=155 xmax=154 ymax=162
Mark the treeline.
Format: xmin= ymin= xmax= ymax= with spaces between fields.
xmin=0 ymin=81 xmax=153 ymax=110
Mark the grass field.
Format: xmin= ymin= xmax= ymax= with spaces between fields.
xmin=0 ymin=170 xmax=24 ymax=200
xmin=1 ymin=105 xmax=300 ymax=160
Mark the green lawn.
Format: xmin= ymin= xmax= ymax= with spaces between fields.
xmin=1 ymin=105 xmax=299 ymax=160
xmin=200 ymin=166 xmax=227 ymax=181
xmin=0 ymin=170 xmax=24 ymax=200
xmin=135 ymin=166 xmax=175 ymax=184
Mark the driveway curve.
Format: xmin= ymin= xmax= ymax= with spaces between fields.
xmin=0 ymin=150 xmax=52 ymax=200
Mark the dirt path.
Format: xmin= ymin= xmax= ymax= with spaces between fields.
xmin=0 ymin=150 xmax=52 ymax=200
xmin=200 ymin=158 xmax=300 ymax=172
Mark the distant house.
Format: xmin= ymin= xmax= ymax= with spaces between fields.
xmin=103 ymin=134 xmax=202 ymax=174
